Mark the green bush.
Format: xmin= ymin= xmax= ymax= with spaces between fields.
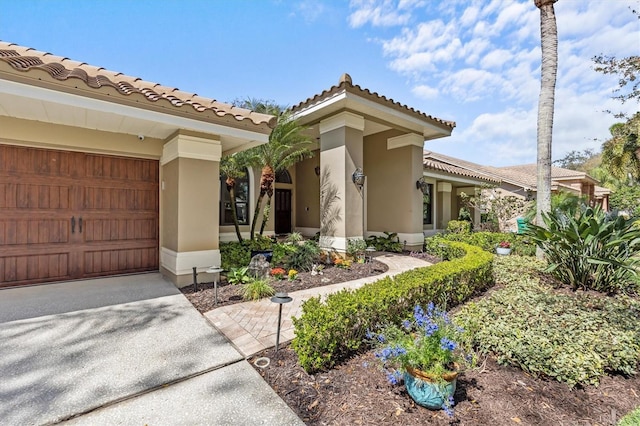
xmin=365 ymin=232 xmax=403 ymax=253
xmin=284 ymin=240 xmax=320 ymax=272
xmin=455 ymin=255 xmax=640 ymax=388
xmin=291 ymin=242 xmax=494 ymax=373
xmin=220 ymin=236 xmax=275 ymax=270
xmin=425 ymin=232 xmax=536 ymax=257
xmin=447 ymin=220 xmax=471 ymax=234
xmin=525 ymin=205 xmax=640 ymax=293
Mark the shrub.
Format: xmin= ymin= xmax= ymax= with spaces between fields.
xmin=242 ymin=279 xmax=275 ymax=301
xmin=455 ymin=255 xmax=640 ymax=388
xmin=346 ymin=238 xmax=367 ymax=259
xmin=525 ymin=205 xmax=640 ymax=293
xmin=292 ymin=242 xmax=493 ymax=373
xmin=284 ymin=240 xmax=320 ymax=272
xmin=366 ymin=232 xmax=403 ymax=253
xmin=425 ymin=231 xmax=536 ymax=257
xmin=446 ymin=220 xmax=471 ymax=234
xmin=220 ymin=237 xmax=275 ymax=270
xmin=226 ymin=267 xmax=251 ymax=285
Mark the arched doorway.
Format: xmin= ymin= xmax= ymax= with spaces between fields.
xmin=275 ymin=170 xmax=292 ymax=235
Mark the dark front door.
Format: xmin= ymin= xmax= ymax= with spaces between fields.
xmin=274 ymin=189 xmax=292 ymax=235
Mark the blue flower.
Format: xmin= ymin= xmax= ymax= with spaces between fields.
xmin=442 ymin=396 xmax=455 ymax=417
xmin=362 ymin=361 xmax=369 ymax=368
xmin=365 ymin=330 xmax=374 ymax=340
xmin=424 ymin=321 xmax=439 ymax=336
xmin=440 ymin=337 xmax=456 ymax=351
xmin=402 ymin=319 xmax=411 ymax=330
xmin=385 ymin=371 xmax=398 ymax=385
xmin=377 ymin=334 xmax=386 ymax=343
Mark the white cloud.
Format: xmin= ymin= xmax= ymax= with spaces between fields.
xmin=412 ymin=84 xmax=439 ymax=99
xmin=290 ymin=1 xmax=325 ymax=23
xmin=348 ymin=0 xmax=418 ymax=28
xmin=479 ymin=48 xmax=513 ymax=69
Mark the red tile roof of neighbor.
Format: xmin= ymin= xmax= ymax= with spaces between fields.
xmin=0 ymin=41 xmax=276 ymax=132
xmin=423 ymin=158 xmax=501 ymax=183
xmin=291 ymin=73 xmax=456 ymax=131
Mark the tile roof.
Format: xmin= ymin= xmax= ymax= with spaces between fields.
xmin=423 ymin=156 xmax=501 ymax=184
xmin=291 ymin=73 xmax=455 ymax=131
xmin=0 ymin=41 xmax=276 ymax=131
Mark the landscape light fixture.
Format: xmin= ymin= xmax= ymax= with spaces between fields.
xmin=270 ymin=292 xmax=293 ymax=351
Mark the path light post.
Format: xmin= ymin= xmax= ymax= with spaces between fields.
xmin=270 ymin=292 xmax=293 ymax=352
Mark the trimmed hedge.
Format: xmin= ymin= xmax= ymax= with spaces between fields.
xmin=425 ymin=231 xmax=536 ymax=257
xmin=291 ymin=242 xmax=494 ymax=373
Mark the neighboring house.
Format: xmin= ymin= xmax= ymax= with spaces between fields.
xmin=423 ymin=151 xmax=611 ymax=230
xmin=0 ymin=41 xmax=275 ymax=287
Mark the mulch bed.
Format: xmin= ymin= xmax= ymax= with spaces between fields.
xmin=250 ymin=345 xmax=640 ymax=425
xmin=181 ymin=253 xmax=640 ymax=424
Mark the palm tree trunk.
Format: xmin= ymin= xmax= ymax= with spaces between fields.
xmin=250 ymin=192 xmax=264 ymax=240
xmin=535 ymin=0 xmax=558 ymax=257
xmin=259 ymin=195 xmax=273 ymax=236
xmin=226 ymin=180 xmax=243 ymax=243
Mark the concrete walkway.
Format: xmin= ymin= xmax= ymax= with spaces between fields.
xmin=0 ymin=274 xmax=303 ymax=426
xmin=204 ymin=254 xmax=431 ymax=357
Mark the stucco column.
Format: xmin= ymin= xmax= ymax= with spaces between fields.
xmin=160 ymin=132 xmax=222 ymax=286
xmin=385 ymin=133 xmax=427 ymax=251
xmin=318 ymin=112 xmax=364 ymax=252
xmin=437 ymin=182 xmax=452 ymax=229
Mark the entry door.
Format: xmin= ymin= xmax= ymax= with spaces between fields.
xmin=0 ymin=145 xmax=159 ymax=288
xmin=274 ymin=189 xmax=292 ymax=235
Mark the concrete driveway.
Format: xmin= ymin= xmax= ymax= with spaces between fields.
xmin=0 ymin=274 xmax=303 ymax=425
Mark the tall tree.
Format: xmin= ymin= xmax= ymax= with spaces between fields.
xmin=235 ymin=99 xmax=314 ymax=239
xmin=601 ymin=113 xmax=640 ymax=183
xmin=534 ymin=0 xmax=559 ymax=257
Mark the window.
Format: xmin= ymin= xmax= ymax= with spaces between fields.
xmin=275 ymin=169 xmax=292 ymax=184
xmin=422 ymin=184 xmax=433 ymax=225
xmin=220 ymin=170 xmax=249 ymax=225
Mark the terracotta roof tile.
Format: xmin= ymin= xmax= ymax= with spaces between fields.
xmin=291 ymin=76 xmax=455 ymax=131
xmin=423 ymin=158 xmax=501 ymax=183
xmin=0 ymin=41 xmax=276 ymax=130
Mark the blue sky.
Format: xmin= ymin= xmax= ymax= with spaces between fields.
xmin=1 ymin=0 xmax=638 ymax=166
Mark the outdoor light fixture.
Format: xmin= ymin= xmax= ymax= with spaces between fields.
xmin=271 ymin=292 xmax=293 ymax=352
xmin=352 ymin=167 xmax=366 ymax=189
xmin=314 ymin=165 xmax=321 ymax=177
xmin=416 ymin=177 xmax=430 ymax=196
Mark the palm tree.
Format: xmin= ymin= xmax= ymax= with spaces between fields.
xmin=220 ymin=153 xmax=247 ymax=242
xmin=601 ymin=113 xmax=640 ymax=184
xmin=534 ymin=0 xmax=559 ymax=257
xmin=236 ymin=100 xmax=314 ymax=239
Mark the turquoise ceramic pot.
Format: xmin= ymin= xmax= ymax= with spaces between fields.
xmin=404 ymin=369 xmax=457 ymax=410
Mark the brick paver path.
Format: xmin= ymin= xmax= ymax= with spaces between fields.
xmin=204 ymin=254 xmax=431 ymax=357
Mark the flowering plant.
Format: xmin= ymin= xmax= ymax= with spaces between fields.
xmin=367 ymin=303 xmax=469 ymax=417
xmin=498 ymin=241 xmax=511 ymax=248
xmin=288 ymin=269 xmax=298 ymax=281
xmin=270 ymin=267 xmax=286 ymax=280
xmin=334 ymin=258 xmax=352 ymax=269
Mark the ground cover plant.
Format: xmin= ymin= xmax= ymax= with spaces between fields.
xmin=455 ymin=255 xmax=640 ymax=387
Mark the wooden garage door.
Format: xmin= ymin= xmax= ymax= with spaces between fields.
xmin=0 ymin=145 xmax=159 ymax=288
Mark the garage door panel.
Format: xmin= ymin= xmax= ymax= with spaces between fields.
xmin=0 ymin=252 xmax=72 ymax=287
xmin=83 ymin=217 xmax=157 ymax=242
xmin=0 ymin=218 xmax=70 ymax=245
xmin=83 ymin=246 xmax=158 ymax=276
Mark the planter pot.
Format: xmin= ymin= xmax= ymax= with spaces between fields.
xmin=496 ymin=247 xmax=511 ymax=256
xmin=404 ymin=366 xmax=457 ymax=410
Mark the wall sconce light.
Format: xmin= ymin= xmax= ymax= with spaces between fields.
xmin=352 ymin=167 xmax=366 ymax=189
xmin=314 ymin=165 xmax=321 ymax=177
xmin=416 ymin=177 xmax=430 ymax=196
